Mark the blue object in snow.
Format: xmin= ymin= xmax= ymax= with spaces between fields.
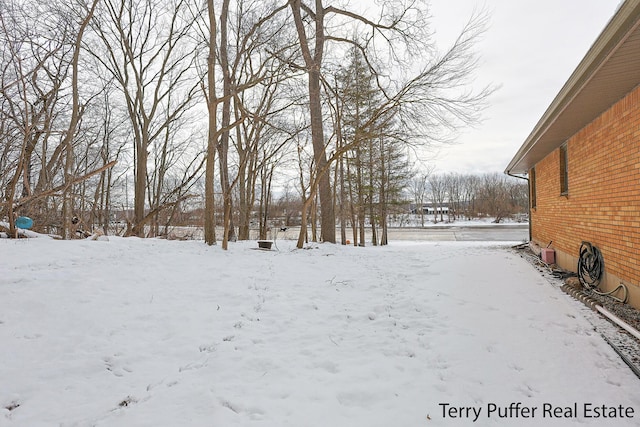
xmin=15 ymin=216 xmax=34 ymax=229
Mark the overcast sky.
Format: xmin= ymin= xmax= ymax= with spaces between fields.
xmin=423 ymin=0 xmax=622 ymax=174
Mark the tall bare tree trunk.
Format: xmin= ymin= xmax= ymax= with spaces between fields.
xmin=333 ymin=85 xmax=347 ymax=245
xmin=368 ymin=137 xmax=377 ymax=246
xmin=204 ymin=0 xmax=218 ymax=246
xmin=218 ymin=0 xmax=236 ymax=249
xmin=290 ymin=0 xmax=335 ymax=243
xmin=308 ymin=68 xmax=334 ymax=243
xmin=346 ymin=158 xmax=357 ymax=246
xmin=338 ymin=155 xmax=346 ymax=245
xmin=62 ymin=0 xmax=99 ymax=239
xmin=356 ymin=146 xmax=365 ymax=246
xmin=379 ymin=137 xmax=388 ymax=246
xmin=310 ymin=191 xmax=318 ymax=242
xmin=296 ymin=197 xmax=311 ymax=248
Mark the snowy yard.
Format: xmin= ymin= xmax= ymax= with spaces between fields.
xmin=1 ymin=237 xmax=639 ymax=426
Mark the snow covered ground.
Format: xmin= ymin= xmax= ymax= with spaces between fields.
xmin=1 ymin=236 xmax=639 ymax=426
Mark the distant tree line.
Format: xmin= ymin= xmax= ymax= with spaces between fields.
xmin=409 ymin=172 xmax=528 ymax=226
xmin=217 ymin=170 xmax=528 ymax=247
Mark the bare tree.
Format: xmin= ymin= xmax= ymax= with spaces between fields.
xmin=409 ymin=167 xmax=433 ymax=227
xmin=0 ymin=0 xmax=116 ymax=238
xmin=200 ymin=0 xmax=293 ymax=248
xmin=217 ymin=0 xmax=236 ymax=246
xmin=288 ymin=0 xmax=335 ymax=243
xmin=478 ymin=173 xmax=507 ymax=222
xmin=507 ymin=177 xmax=529 ymax=216
xmin=428 ymin=173 xmax=447 ymax=223
xmin=235 ymin=83 xmax=294 ymax=241
xmin=461 ymin=173 xmax=479 ymax=219
xmin=218 ymin=0 xmax=292 ymax=248
xmin=0 ymin=0 xmax=68 ymax=236
xmin=294 ymin=131 xmax=315 ymax=246
xmin=90 ymin=89 xmax=128 ymax=234
xmin=204 ymin=0 xmax=218 ymax=245
xmin=90 ymin=0 xmax=202 ymax=237
xmin=288 ymin=2 xmax=492 ymax=246
xmin=60 ymin=0 xmax=100 ymax=239
xmin=327 ymin=74 xmax=349 ymax=245
xmin=444 ymin=172 xmax=462 ymax=222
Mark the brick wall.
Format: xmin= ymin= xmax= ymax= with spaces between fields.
xmin=531 ymin=84 xmax=640 ymax=308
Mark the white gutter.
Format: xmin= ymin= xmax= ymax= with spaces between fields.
xmin=562 ymin=284 xmax=640 ymax=341
xmin=595 ymin=305 xmax=640 ymax=341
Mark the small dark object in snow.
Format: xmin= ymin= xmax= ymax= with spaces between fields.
xmin=5 ymin=402 xmax=20 ymax=411
xmin=280 ymin=227 xmax=288 ymax=232
xmin=119 ymin=396 xmax=136 ymax=407
xmin=257 ymin=240 xmax=273 ymax=249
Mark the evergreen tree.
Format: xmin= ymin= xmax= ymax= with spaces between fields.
xmin=335 ymin=45 xmax=409 ymax=245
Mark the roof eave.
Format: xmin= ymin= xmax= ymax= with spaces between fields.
xmin=505 ymin=0 xmax=640 ymax=175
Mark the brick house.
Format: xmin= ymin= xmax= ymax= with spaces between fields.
xmin=505 ymin=0 xmax=640 ymax=309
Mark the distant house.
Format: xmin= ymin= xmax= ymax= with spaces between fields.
xmin=505 ymin=0 xmax=640 ymax=309
xmin=410 ymin=203 xmax=451 ymax=216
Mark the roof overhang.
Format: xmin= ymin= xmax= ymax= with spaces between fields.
xmin=505 ymin=0 xmax=640 ymax=175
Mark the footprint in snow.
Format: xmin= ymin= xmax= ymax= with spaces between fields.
xmin=199 ymin=344 xmax=216 ymax=353
xmin=220 ymin=399 xmax=265 ymax=419
xmin=178 ymin=361 xmax=207 ymax=372
xmin=103 ymin=355 xmax=133 ymax=377
xmin=22 ymin=333 xmax=42 ymax=340
xmin=509 ymin=363 xmax=524 ymax=372
xmin=606 ymin=378 xmax=622 ymax=387
xmin=314 ymin=360 xmax=340 ymax=374
xmin=516 ymin=383 xmax=539 ymax=398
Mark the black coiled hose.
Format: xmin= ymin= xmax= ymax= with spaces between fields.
xmin=577 ymin=241 xmax=628 ymax=304
xmin=578 ymin=241 xmax=604 ymax=290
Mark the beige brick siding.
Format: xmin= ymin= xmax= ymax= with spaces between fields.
xmin=531 ymin=84 xmax=640 ymax=308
